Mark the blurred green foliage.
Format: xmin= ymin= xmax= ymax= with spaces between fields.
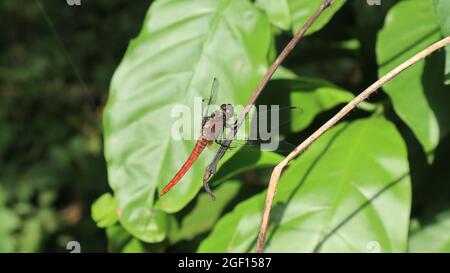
xmin=0 ymin=0 xmax=150 ymax=251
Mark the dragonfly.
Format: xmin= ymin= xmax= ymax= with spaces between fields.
xmin=160 ymin=78 xmax=301 ymax=200
xmin=159 ymin=78 xmax=235 ymax=200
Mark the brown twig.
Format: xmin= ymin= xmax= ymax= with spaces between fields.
xmin=255 ymin=36 xmax=450 ymax=253
xmin=203 ymin=0 xmax=335 ymax=189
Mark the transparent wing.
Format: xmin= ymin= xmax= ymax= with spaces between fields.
xmin=212 ymin=106 xmax=303 ymax=153
xmin=202 ymin=77 xmax=219 ymax=126
xmin=242 ymin=105 xmax=303 ymax=140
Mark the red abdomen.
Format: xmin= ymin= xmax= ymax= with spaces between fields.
xmin=159 ymin=138 xmax=209 ymax=196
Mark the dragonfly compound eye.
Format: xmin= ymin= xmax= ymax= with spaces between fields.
xmin=225 ymin=104 xmax=234 ymax=118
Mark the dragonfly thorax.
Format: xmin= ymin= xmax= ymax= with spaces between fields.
xmin=201 ymin=105 xmax=234 ymax=141
xmin=220 ymin=103 xmax=234 ymax=119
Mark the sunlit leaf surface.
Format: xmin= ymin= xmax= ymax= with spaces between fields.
xmin=199 ymin=116 xmax=411 ymax=252
xmin=103 ymin=0 xmax=271 ymax=241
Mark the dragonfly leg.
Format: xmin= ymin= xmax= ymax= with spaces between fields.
xmin=215 ymin=139 xmax=232 ymax=149
xmin=225 ymin=120 xmax=238 ymax=130
xmin=203 ymin=180 xmax=216 ymax=201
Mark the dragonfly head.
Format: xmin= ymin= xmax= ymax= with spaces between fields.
xmin=220 ymin=103 xmax=234 ymax=119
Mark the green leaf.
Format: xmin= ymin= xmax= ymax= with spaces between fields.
xmin=409 ymin=210 xmax=450 ymax=252
xmin=170 ymin=180 xmax=241 ymax=244
xmin=166 ymin=151 xmax=284 ymax=244
xmin=91 ymin=193 xmax=118 ymax=228
xmin=255 ymin=0 xmax=291 ymax=30
xmin=257 ymin=78 xmax=355 ymax=132
xmin=199 ymin=116 xmax=411 ymax=252
xmin=106 ymin=224 xmax=166 ymax=253
xmin=209 ymin=150 xmax=284 ymax=187
xmin=287 ymin=0 xmax=347 ymax=35
xmin=433 ymin=0 xmax=450 ymax=84
xmin=377 ymin=0 xmax=450 ymax=156
xmin=103 ymin=0 xmax=271 ymax=241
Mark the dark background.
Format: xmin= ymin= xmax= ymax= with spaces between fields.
xmin=0 ymin=0 xmax=151 ymax=252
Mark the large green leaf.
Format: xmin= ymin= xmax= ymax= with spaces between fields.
xmin=433 ymin=0 xmax=450 ymax=84
xmin=377 ymin=0 xmax=450 ymax=156
xmin=287 ymin=0 xmax=347 ymax=35
xmin=255 ymin=0 xmax=291 ymax=31
xmin=409 ymin=210 xmax=450 ymax=252
xmin=198 ymin=116 xmax=411 ymax=252
xmin=103 ymin=0 xmax=271 ymax=241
